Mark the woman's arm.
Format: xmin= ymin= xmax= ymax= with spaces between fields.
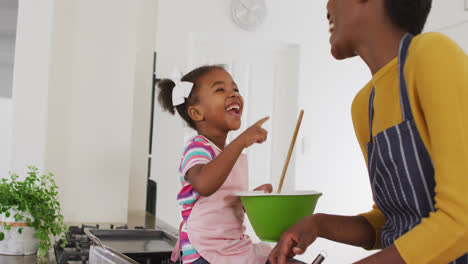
xmin=354 ymin=245 xmax=404 ymax=264
xmin=388 ymin=33 xmax=468 ymax=264
xmin=268 ymin=213 xmax=376 ymax=264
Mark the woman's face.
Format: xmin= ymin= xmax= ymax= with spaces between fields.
xmin=327 ymin=0 xmax=365 ymax=60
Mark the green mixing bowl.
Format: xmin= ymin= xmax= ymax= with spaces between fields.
xmin=234 ymin=191 xmax=322 ymax=242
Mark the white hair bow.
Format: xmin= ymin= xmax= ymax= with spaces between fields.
xmin=172 ymin=80 xmax=193 ymax=106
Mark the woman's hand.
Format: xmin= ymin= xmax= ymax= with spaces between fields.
xmin=253 ymin=183 xmax=273 ymax=193
xmin=268 ymin=215 xmax=320 ymax=264
xmin=268 ymin=214 xmax=377 ymax=264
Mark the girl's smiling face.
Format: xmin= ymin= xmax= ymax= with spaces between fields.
xmin=192 ymin=68 xmax=244 ymax=133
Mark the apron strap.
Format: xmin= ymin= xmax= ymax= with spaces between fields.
xmin=171 ymin=221 xmax=184 ymax=262
xmin=368 ymin=33 xmax=414 ymax=142
xmin=368 ymin=87 xmax=376 ymax=142
xmin=398 ymin=33 xmax=415 ymax=121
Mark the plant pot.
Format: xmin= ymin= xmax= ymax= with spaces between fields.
xmin=0 ymin=208 xmax=39 ymax=255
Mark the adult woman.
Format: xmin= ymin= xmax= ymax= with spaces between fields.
xmin=269 ymin=0 xmax=468 ymax=263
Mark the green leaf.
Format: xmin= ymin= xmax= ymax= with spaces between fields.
xmin=0 ymin=165 xmax=68 ymax=252
xmin=5 ymin=211 xmax=10 ymax=217
xmin=0 ymin=232 xmax=4 ymax=240
xmin=18 ymin=227 xmax=23 ymax=234
xmin=14 ymin=213 xmax=22 ymax=222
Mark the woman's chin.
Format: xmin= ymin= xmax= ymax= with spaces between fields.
xmin=331 ymin=40 xmax=358 ymax=60
xmin=331 ymin=45 xmax=344 ymax=60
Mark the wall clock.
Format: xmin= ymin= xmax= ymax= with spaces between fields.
xmin=231 ymin=0 xmax=267 ymax=31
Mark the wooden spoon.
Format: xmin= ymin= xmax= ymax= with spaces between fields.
xmin=277 ymin=109 xmax=304 ymax=193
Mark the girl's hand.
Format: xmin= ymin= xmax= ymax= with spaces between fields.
xmin=253 ymin=183 xmax=273 ymax=193
xmin=237 ymin=117 xmax=269 ymax=148
xmin=268 ymin=215 xmax=320 ymax=264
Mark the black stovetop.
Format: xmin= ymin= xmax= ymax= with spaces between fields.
xmin=54 ymin=224 xmax=177 ymax=264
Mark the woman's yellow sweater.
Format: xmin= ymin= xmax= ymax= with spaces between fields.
xmin=352 ymin=32 xmax=468 ymax=263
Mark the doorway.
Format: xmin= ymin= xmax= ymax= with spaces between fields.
xmin=188 ymin=33 xmax=301 ymax=192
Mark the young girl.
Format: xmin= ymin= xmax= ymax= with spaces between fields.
xmin=157 ymin=65 xmax=273 ymax=264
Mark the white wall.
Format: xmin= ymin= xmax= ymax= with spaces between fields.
xmin=46 ymin=0 xmax=157 ymax=223
xmin=0 ymin=0 xmax=17 ymax=178
xmin=10 ymin=0 xmax=157 ymax=224
xmin=9 ymin=0 xmax=54 ymax=175
xmin=426 ymin=0 xmax=468 ymax=32
xmin=153 ymin=0 xmax=468 ymax=263
xmin=0 ymin=98 xmax=13 ymax=177
xmin=44 ymin=0 xmax=135 ymax=223
xmin=127 ymin=0 xmax=158 ymax=213
xmin=426 ymin=0 xmax=468 ymax=54
xmin=0 ymin=0 xmax=17 ymax=99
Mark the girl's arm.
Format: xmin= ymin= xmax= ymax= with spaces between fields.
xmin=187 ymin=117 xmax=269 ymax=196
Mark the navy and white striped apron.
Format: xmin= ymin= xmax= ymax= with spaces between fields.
xmin=366 ymin=33 xmax=468 ymax=263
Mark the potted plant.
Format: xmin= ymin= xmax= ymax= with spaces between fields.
xmin=0 ymin=166 xmax=67 ymax=260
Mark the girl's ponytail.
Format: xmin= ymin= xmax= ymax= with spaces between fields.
xmin=156 ymin=65 xmax=226 ymax=129
xmin=157 ymin=79 xmax=176 ymax=115
xmin=157 ymin=78 xmax=195 ymax=128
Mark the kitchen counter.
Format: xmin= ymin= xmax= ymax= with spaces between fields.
xmin=0 ymin=210 xmax=178 ymax=264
